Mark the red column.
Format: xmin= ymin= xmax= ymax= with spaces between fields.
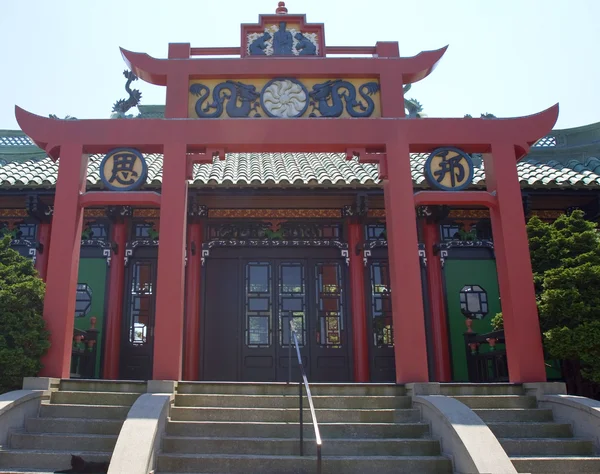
xmin=35 ymin=222 xmax=52 ymax=281
xmin=484 ymin=144 xmax=546 ymax=382
xmin=422 ymin=219 xmax=452 ymax=382
xmin=103 ymin=219 xmax=127 ymax=379
xmin=383 ymin=139 xmax=429 ymax=382
xmin=183 ymin=220 xmax=203 ymax=380
xmin=153 ymin=142 xmax=188 ymax=380
xmin=40 ymin=144 xmax=88 ymax=378
xmin=347 ymin=221 xmax=370 ymax=382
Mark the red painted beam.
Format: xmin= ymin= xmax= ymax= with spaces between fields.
xmin=16 ymin=105 xmax=559 ymax=159
xmin=189 ymin=46 xmax=380 ymax=56
xmin=79 ymin=191 xmax=161 ymax=208
xmin=413 ymin=191 xmax=497 ymax=208
xmin=120 ymin=47 xmax=447 ymax=86
xmin=190 ymin=47 xmax=240 ymax=56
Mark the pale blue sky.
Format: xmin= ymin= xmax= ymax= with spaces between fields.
xmin=0 ymin=0 xmax=597 ymax=130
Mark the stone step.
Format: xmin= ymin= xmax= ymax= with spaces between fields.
xmin=174 ymin=393 xmax=412 ymax=409
xmin=50 ymin=390 xmax=141 ymax=406
xmin=39 ymin=403 xmax=130 ymax=420
xmin=500 ymin=438 xmax=596 ymax=456
xmin=488 ymin=422 xmax=573 ymax=438
xmin=177 ymin=382 xmax=405 ymax=396
xmin=9 ymin=432 xmax=117 ymax=452
xmin=25 ymin=417 xmax=123 ymax=435
xmin=452 ymin=395 xmax=537 ymax=409
xmin=162 ymin=436 xmax=441 ymax=456
xmin=439 ymin=383 xmax=523 ymax=396
xmin=59 ymin=379 xmax=146 ymax=393
xmin=156 ymin=453 xmax=452 ymax=473
xmin=169 ymin=406 xmax=420 ymax=423
xmin=473 ymin=408 xmax=554 ymax=422
xmin=510 ymin=456 xmax=600 ymax=473
xmin=0 ymin=449 xmax=110 ymax=471
xmin=166 ymin=421 xmax=430 ymax=439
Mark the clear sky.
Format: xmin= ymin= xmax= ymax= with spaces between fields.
xmin=0 ymin=0 xmax=597 ymax=130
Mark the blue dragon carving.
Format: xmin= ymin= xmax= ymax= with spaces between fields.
xmin=189 ymin=81 xmax=261 ymax=118
xmin=111 ymin=70 xmax=142 ymax=119
xmin=308 ymin=80 xmax=380 ymax=117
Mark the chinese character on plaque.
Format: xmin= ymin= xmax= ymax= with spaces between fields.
xmin=424 ymin=147 xmax=474 ymax=191
xmin=100 ymin=148 xmax=147 ymax=191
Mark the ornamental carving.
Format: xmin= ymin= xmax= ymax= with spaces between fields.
xmin=188 ymin=78 xmax=381 ymax=119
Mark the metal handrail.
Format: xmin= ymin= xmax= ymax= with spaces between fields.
xmin=288 ymin=320 xmax=322 ymax=474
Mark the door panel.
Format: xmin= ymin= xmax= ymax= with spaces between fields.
xmin=202 ymin=248 xmax=351 ymax=382
xmin=311 ymin=261 xmax=349 ymax=382
xmin=203 ymin=258 xmax=241 ymax=381
xmin=120 ymin=258 xmax=156 ymax=380
xmin=242 ymin=260 xmax=276 ymax=381
xmin=75 ymin=258 xmax=108 ymax=378
xmin=443 ymin=258 xmax=501 ymax=382
xmin=366 ymin=258 xmax=395 ymax=382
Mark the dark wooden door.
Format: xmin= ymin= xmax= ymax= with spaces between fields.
xmin=366 ymin=255 xmax=395 ymax=382
xmin=120 ymin=254 xmax=157 ymax=380
xmin=202 ymin=257 xmax=241 ymax=381
xmin=241 ymin=258 xmax=311 ymax=382
xmin=310 ymin=260 xmax=350 ymax=382
xmin=202 ymin=248 xmax=351 ymax=382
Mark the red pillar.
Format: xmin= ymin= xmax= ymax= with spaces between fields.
xmin=40 ymin=144 xmax=87 ymax=378
xmin=103 ymin=219 xmax=127 ymax=379
xmin=153 ymin=142 xmax=188 ymax=380
xmin=484 ymin=144 xmax=546 ymax=382
xmin=422 ymin=219 xmax=452 ymax=382
xmin=347 ymin=221 xmax=370 ymax=382
xmin=183 ymin=220 xmax=203 ymax=381
xmin=35 ymin=222 xmax=52 ymax=281
xmin=383 ymin=139 xmax=429 ymax=382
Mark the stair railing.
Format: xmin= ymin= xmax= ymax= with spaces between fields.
xmin=288 ymin=319 xmax=322 ymax=474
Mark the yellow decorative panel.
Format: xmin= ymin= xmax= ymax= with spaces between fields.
xmin=188 ymin=78 xmax=381 ymax=119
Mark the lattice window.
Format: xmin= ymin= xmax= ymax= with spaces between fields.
xmin=459 ymin=285 xmax=489 ymax=320
xmin=0 ymin=136 xmax=34 ymax=146
xmin=245 ymin=262 xmax=273 ymax=347
xmin=533 ymin=135 xmax=557 ymax=148
xmin=133 ymin=222 xmax=158 ymax=240
xmin=279 ymin=263 xmax=306 ymax=347
xmin=82 ymin=223 xmax=108 ymax=241
xmin=440 ymin=224 xmax=461 ymax=241
xmin=128 ymin=262 xmax=154 ymax=345
xmin=75 ymin=284 xmax=93 ymax=318
xmin=316 ymin=262 xmax=344 ymax=348
xmin=365 ymin=224 xmax=386 ymax=241
xmin=370 ymin=262 xmax=393 ymax=347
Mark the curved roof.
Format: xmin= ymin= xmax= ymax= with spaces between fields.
xmin=2 ymin=152 xmax=600 ymax=190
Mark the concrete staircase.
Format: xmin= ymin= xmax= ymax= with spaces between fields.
xmin=443 ymin=383 xmax=600 ymax=473
xmin=156 ymin=382 xmax=453 ymax=473
xmin=0 ymin=379 xmax=145 ymax=474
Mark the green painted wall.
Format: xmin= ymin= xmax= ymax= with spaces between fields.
xmin=443 ymin=259 xmax=501 ymax=382
xmin=74 ymin=258 xmax=108 ymax=377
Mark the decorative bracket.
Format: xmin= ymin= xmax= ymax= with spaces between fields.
xmin=346 ymin=148 xmax=388 ymax=180
xmin=186 ymin=148 xmax=226 ymax=179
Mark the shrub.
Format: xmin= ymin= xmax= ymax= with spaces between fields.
xmin=0 ymin=235 xmax=50 ymax=393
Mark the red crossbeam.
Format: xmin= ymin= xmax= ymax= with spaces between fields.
xmin=79 ymin=191 xmax=161 ymax=208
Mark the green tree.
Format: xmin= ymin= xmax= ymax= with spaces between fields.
xmin=0 ymin=235 xmax=50 ymax=393
xmin=495 ymin=211 xmax=600 ymax=395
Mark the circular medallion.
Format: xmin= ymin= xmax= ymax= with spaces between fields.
xmin=99 ymin=148 xmax=147 ymax=191
xmin=260 ymin=78 xmax=309 ymax=118
xmin=424 ymin=147 xmax=474 ymax=191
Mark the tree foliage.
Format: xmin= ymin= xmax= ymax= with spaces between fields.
xmin=527 ymin=211 xmax=600 ymax=390
xmin=0 ymin=236 xmax=49 ymax=392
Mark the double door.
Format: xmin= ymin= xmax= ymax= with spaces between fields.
xmin=202 ymin=249 xmax=350 ymax=382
